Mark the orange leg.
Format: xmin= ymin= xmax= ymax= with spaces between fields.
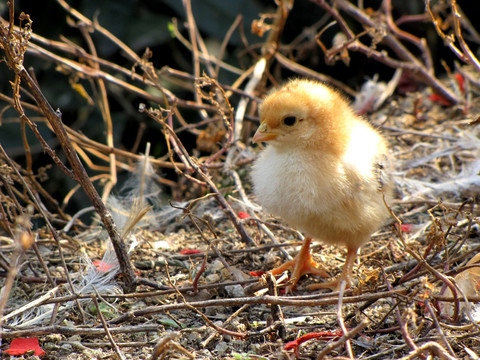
xmin=269 ymin=237 xmax=329 ymax=292
xmin=308 ymin=246 xmax=358 ymax=291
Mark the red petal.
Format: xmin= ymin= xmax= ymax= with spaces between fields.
xmin=249 ymin=271 xmax=265 ymax=277
xmin=428 ymin=93 xmax=452 ymax=106
xmin=400 ymin=224 xmax=414 ymax=233
xmin=179 ymin=249 xmax=204 ymax=255
xmin=455 ymin=73 xmax=465 ymax=93
xmin=237 ymin=211 xmax=250 ymax=219
xmin=5 ymin=338 xmax=45 ymax=357
xmin=93 ymin=260 xmax=114 ymax=272
xmin=279 ymin=285 xmax=297 ymax=294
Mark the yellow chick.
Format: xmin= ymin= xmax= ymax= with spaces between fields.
xmin=251 ymin=79 xmax=392 ymax=291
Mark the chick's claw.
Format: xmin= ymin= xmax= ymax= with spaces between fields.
xmin=268 ymin=238 xmax=330 ymax=293
xmin=307 ymin=278 xmax=348 ymax=292
xmin=308 ymin=246 xmax=357 ymax=291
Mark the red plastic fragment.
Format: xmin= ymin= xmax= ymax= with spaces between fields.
xmin=5 ymin=337 xmax=45 ymax=357
xmin=179 ymin=249 xmax=204 ymax=255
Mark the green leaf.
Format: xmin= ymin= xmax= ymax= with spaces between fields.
xmin=158 ymin=317 xmax=182 ymax=328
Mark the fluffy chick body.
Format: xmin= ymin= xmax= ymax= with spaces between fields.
xmin=251 ymin=79 xmax=391 ymax=289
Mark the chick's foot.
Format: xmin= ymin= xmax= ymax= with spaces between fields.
xmin=307 ymin=246 xmax=358 ymax=291
xmin=269 ymin=238 xmax=329 ymax=292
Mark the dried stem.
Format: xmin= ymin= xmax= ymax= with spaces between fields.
xmin=0 ymin=6 xmax=137 ymax=292
xmin=398 ymin=341 xmax=458 ymax=360
xmin=142 ymin=105 xmax=254 ymax=245
xmin=424 ymin=300 xmax=456 ymax=357
xmin=1 ymin=0 xmax=479 ymax=357
xmin=316 ymin=319 xmax=369 ymax=360
xmin=91 ymin=290 xmax=126 ymax=360
xmin=312 ymin=0 xmax=459 ymax=104
xmin=165 ymin=263 xmax=247 ymax=339
xmin=337 ymin=281 xmax=354 ymax=359
xmin=426 ymin=0 xmax=480 ymax=73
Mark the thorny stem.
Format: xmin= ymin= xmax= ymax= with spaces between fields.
xmin=165 ymin=263 xmax=247 ymax=339
xmin=398 ymin=341 xmax=458 ymax=360
xmin=265 ymin=273 xmax=286 ymax=339
xmin=383 ymin=195 xmax=461 ymax=322
xmin=316 ymin=319 xmax=368 ymax=360
xmin=91 ymin=290 xmax=126 ymax=360
xmin=0 ymin=144 xmax=87 ymax=323
xmin=196 ymin=76 xmax=235 ymax=165
xmin=0 ymin=220 xmax=30 ymax=326
xmin=424 ymin=300 xmax=456 ymax=357
xmin=312 ymin=0 xmax=459 ymax=104
xmin=426 ymin=0 xmax=480 ymax=73
xmin=383 ymin=0 xmax=433 ymax=72
xmin=143 ymin=106 xmax=255 ymax=245
xmin=106 ymin=289 xmax=408 ymax=326
xmin=56 ymin=0 xmax=172 ymax=106
xmin=77 ymin=25 xmax=117 ymax=202
xmin=382 ymin=267 xmax=418 ymax=352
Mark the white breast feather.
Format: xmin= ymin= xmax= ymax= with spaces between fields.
xmin=252 ymin=146 xmax=343 ymax=222
xmin=252 ymin=121 xmax=388 ymax=243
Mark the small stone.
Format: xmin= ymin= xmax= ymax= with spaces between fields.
xmin=205 ymin=273 xmax=221 ymax=283
xmin=248 ymin=343 xmax=261 ymax=353
xmin=215 ymin=341 xmax=228 ymax=354
xmin=153 ymin=240 xmax=170 ymax=249
xmin=225 ymin=284 xmax=244 ymax=297
xmin=61 ymin=343 xmax=73 ymax=352
xmin=69 ymin=335 xmax=81 ymax=342
xmin=209 ymin=259 xmax=224 ymax=273
xmin=188 ymin=331 xmax=202 ymax=343
xmin=232 ymin=339 xmax=246 ymax=351
xmin=45 ymin=333 xmax=63 ymax=343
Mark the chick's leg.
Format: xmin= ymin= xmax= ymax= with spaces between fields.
xmin=308 ymin=246 xmax=358 ymax=291
xmin=269 ymin=237 xmax=329 ymax=290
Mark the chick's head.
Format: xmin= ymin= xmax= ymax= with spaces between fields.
xmin=253 ymin=79 xmax=354 ymax=155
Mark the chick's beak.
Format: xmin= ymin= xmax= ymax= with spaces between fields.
xmin=252 ymin=122 xmax=278 ymax=143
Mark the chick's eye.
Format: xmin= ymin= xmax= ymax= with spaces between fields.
xmin=283 ymin=116 xmax=297 ymax=126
